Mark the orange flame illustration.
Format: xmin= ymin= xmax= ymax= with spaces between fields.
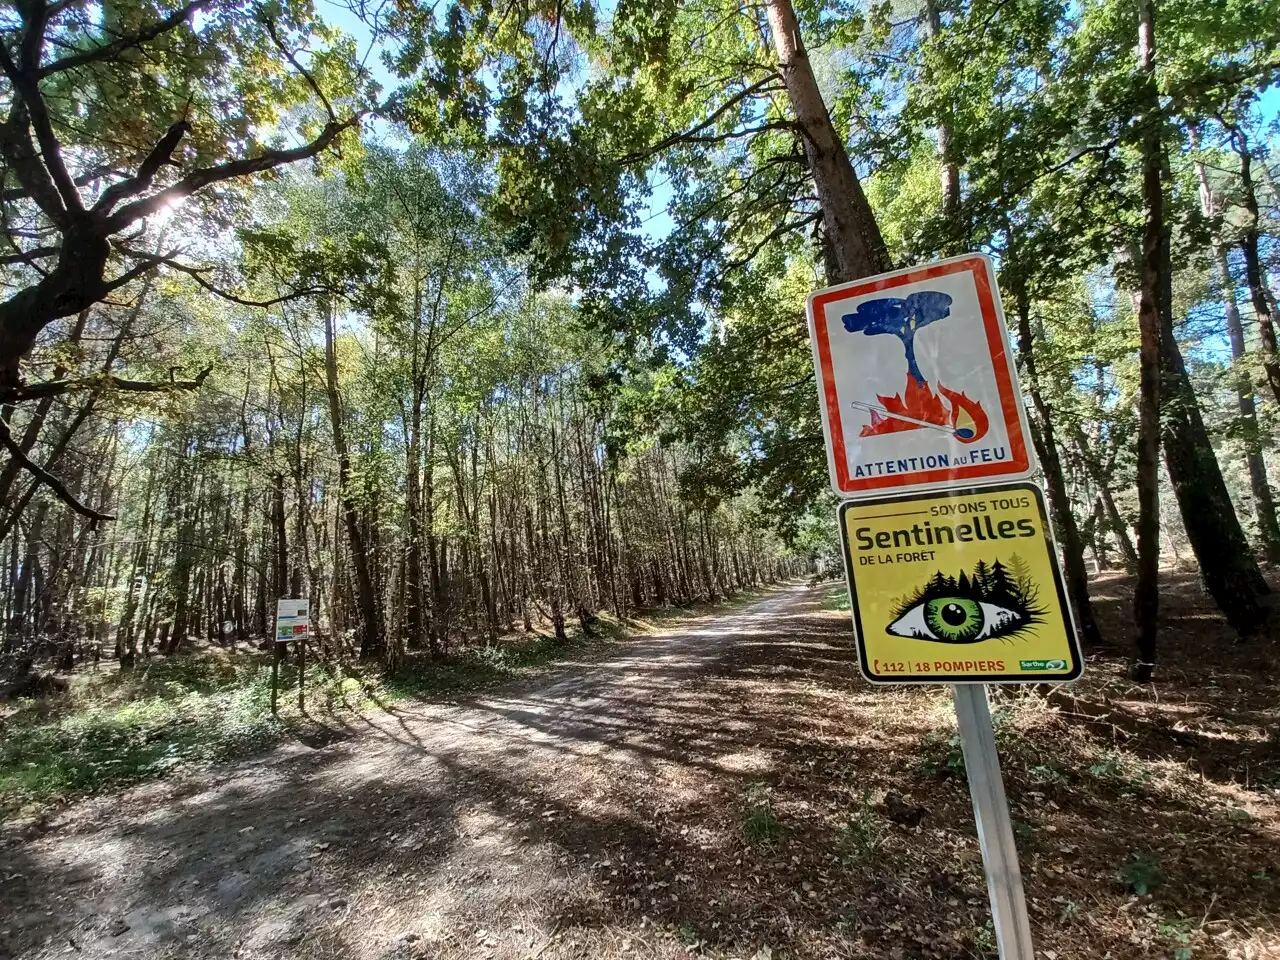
xmin=859 ymin=377 xmax=989 ymax=444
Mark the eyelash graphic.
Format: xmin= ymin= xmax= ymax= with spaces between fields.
xmin=887 ymin=556 xmax=1044 ymax=644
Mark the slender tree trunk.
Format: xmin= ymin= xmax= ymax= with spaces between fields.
xmin=1157 ymin=262 xmax=1270 ymax=637
xmin=1011 ymin=286 xmax=1105 ymax=647
xmin=919 ymin=0 xmax=961 ymax=228
xmin=405 ymin=403 xmax=426 ymax=650
xmin=1133 ymin=151 xmax=1272 ymax=640
xmin=425 ymin=416 xmax=443 ymax=654
xmin=764 ymin=0 xmax=891 ymax=283
xmin=322 ymin=304 xmax=383 ymax=656
xmin=1191 ymin=137 xmax=1280 ymax=561
xmin=1217 ymin=244 xmax=1280 ymax=561
xmin=1132 ymin=0 xmax=1162 ymax=682
xmin=1070 ymin=427 xmax=1138 ymax=568
xmin=1230 ymin=130 xmax=1280 ymax=407
xmin=272 ymin=471 xmax=288 ymax=601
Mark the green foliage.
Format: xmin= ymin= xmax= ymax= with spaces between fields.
xmin=1087 ymin=750 xmax=1154 ymax=786
xmin=1120 ymin=852 xmax=1165 ymax=896
xmin=919 ymin=731 xmax=966 ymax=779
xmin=741 ymin=781 xmax=784 ymax=848
xmin=1157 ymin=917 xmax=1196 ymax=960
xmin=971 ymin=921 xmax=997 ymax=955
xmin=838 ymin=793 xmax=885 ymax=862
xmin=0 ymin=657 xmax=287 ymax=805
xmin=1027 ymin=763 xmax=1068 ymax=785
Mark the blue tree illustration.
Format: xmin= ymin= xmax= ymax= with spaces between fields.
xmin=841 ymin=291 xmax=954 ymax=385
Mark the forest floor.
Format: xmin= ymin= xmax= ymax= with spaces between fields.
xmin=1 ymin=577 xmax=1279 ymax=960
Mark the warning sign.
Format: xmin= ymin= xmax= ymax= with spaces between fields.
xmin=807 ymin=253 xmax=1035 ymax=498
xmin=838 ymin=482 xmax=1080 ymax=684
xmin=275 ymin=598 xmax=309 ymax=642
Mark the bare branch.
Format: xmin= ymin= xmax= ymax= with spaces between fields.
xmin=147 ymin=254 xmax=333 ymax=306
xmin=0 ymin=165 xmax=121 ymax=203
xmin=724 ymin=213 xmax=820 ymax=272
xmin=98 ymin=255 xmax=166 ymax=295
xmin=0 ymin=416 xmax=115 ymax=524
xmin=8 ymin=366 xmax=212 ymax=403
xmin=0 ymin=244 xmax=59 ymax=265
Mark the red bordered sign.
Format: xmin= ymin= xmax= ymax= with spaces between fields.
xmin=806 ymin=253 xmax=1035 ymax=499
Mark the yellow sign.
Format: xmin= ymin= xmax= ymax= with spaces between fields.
xmin=838 ymin=482 xmax=1081 ymax=684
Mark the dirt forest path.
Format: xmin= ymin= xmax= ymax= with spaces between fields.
xmin=5 ymin=583 xmax=882 ymax=960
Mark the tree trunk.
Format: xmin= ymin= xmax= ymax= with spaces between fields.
xmin=1232 ymin=133 xmax=1280 ymax=407
xmin=1191 ymin=138 xmax=1280 ymax=561
xmin=322 ymin=304 xmax=383 ymax=656
xmin=1010 ymin=287 xmax=1104 ymax=647
xmin=1217 ymin=244 xmax=1280 ymax=561
xmin=1137 ymin=145 xmax=1271 ymax=640
xmin=272 ymin=471 xmax=288 ymax=601
xmin=1157 ymin=264 xmax=1270 ymax=637
xmin=1131 ymin=0 xmax=1162 ymax=682
xmin=1070 ymin=427 xmax=1138 ymax=569
xmin=920 ymin=0 xmax=961 ymax=229
xmin=764 ymin=0 xmax=891 ymax=283
xmin=405 ymin=409 xmax=426 ymax=650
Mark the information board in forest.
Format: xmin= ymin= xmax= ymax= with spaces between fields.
xmin=275 ymin=598 xmax=309 ymax=642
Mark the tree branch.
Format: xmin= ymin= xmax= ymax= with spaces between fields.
xmin=0 ymin=244 xmax=59 ymax=265
xmin=620 ymin=75 xmax=786 ymax=164
xmin=37 ymin=0 xmax=208 ymax=77
xmin=723 ymin=213 xmax=820 ymax=271
xmin=262 ymin=16 xmax=335 ymax=120
xmin=0 ymin=417 xmax=114 ymax=523
xmin=148 ymin=254 xmax=333 ymax=306
xmin=0 ymin=80 xmax=72 ymax=227
xmin=106 ymin=114 xmax=364 ymax=231
xmin=1 ymin=165 xmax=124 ymax=203
xmin=1 ymin=4 xmax=85 ymax=214
xmin=8 ymin=366 xmax=212 ymax=403
xmin=92 ymin=120 xmax=191 ymax=214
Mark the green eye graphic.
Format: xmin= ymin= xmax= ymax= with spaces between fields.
xmin=888 ymin=557 xmax=1043 ymax=644
xmin=928 ymin=598 xmax=980 ymax=638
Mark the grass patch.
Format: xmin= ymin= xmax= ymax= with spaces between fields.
xmin=0 ymin=651 xmax=399 ymax=811
xmin=384 ymin=621 xmax=624 ymax=699
xmin=821 ymin=582 xmax=850 ymax=611
xmin=837 ymin=793 xmax=885 ymax=863
xmin=741 ymin=780 xmax=784 ymax=848
xmin=2 ymin=657 xmax=292 ymax=806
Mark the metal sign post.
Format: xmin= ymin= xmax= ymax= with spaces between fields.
xmin=953 ymin=683 xmax=1034 ymax=960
